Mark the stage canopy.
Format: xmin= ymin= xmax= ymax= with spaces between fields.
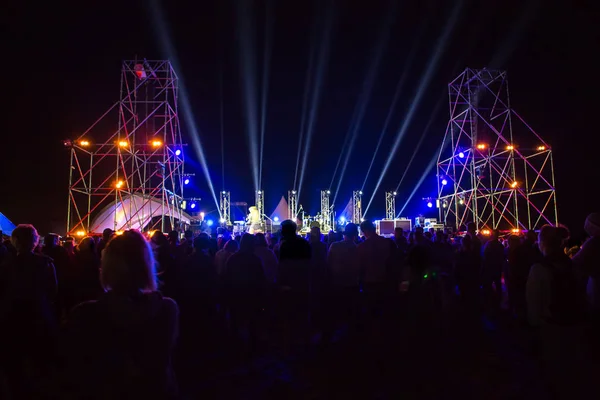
xmin=89 ymin=194 xmax=191 ymax=233
xmin=270 ymin=196 xmax=288 ymax=221
xmin=0 ymin=212 xmax=16 ymax=236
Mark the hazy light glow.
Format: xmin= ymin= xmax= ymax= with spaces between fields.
xmin=235 ymin=0 xmax=260 ymax=191
xmin=365 ymin=1 xmax=463 ymax=216
xmin=297 ymin=2 xmax=334 ymax=201
xmin=332 ymin=5 xmax=395 ymax=204
xmin=361 ymin=19 xmax=424 ymax=191
xmin=149 ymin=0 xmax=220 ymax=212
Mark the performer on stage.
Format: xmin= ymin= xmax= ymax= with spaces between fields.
xmin=246 ymin=206 xmax=262 ymax=234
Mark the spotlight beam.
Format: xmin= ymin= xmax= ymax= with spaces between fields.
xmin=331 ymin=3 xmax=396 ymax=205
xmin=258 ymin=1 xmax=273 ymax=190
xmin=360 ymin=21 xmax=425 ymax=192
xmin=149 ymin=0 xmax=220 ymax=212
xmin=397 ymin=137 xmax=447 ymax=218
xmin=364 ymin=0 xmax=464 ymax=216
xmin=293 ymin=23 xmax=317 ymax=192
xmin=394 ymin=93 xmax=445 ymax=193
xmin=297 ymin=1 xmax=335 ymax=201
xmin=219 ymin=65 xmax=225 ymax=191
xmin=235 ymin=0 xmax=260 ymax=191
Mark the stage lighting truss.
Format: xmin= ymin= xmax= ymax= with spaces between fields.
xmin=288 ymin=190 xmax=298 ymax=221
xmin=385 ymin=191 xmax=396 ymax=220
xmin=320 ymin=190 xmax=332 ymax=232
xmin=352 ymin=190 xmax=363 ymax=224
xmin=66 ymin=60 xmax=186 ymax=235
xmin=255 ymin=190 xmax=265 ymax=224
xmin=219 ymin=191 xmax=231 ymax=226
xmin=436 ymin=68 xmax=557 ymax=231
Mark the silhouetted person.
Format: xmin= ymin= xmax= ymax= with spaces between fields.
xmin=63 ymin=230 xmax=179 ymax=399
xmin=482 ymin=230 xmax=506 ymax=312
xmin=0 ymin=224 xmax=57 ymax=399
xmin=527 ymin=225 xmax=589 ymax=398
xmin=324 ymin=223 xmax=361 ymax=342
xmin=96 ymin=228 xmax=114 ymax=257
xmin=222 ymin=234 xmax=266 ymax=353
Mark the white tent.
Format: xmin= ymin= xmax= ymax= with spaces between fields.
xmin=89 ymin=194 xmax=191 ymax=233
xmin=339 ymin=198 xmax=353 ymax=221
xmin=270 ymin=196 xmax=288 ymax=221
xmin=0 ymin=212 xmax=16 ymax=236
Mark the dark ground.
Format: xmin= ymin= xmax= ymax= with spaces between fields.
xmin=175 ymin=283 xmax=551 ymax=399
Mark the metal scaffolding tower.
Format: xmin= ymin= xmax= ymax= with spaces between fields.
xmin=66 ymin=59 xmax=185 ymax=235
xmin=385 ymin=191 xmax=396 ymax=220
xmin=437 ymin=68 xmax=558 ymax=232
xmin=288 ymin=190 xmax=298 ymax=220
xmin=352 ymin=190 xmax=363 ymax=224
xmin=219 ymin=191 xmax=231 ymax=226
xmin=320 ymin=190 xmax=332 ymax=232
xmin=255 ymin=190 xmax=265 ymax=223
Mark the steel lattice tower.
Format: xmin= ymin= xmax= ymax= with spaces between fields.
xmin=437 ymin=68 xmax=558 ymax=232
xmin=385 ymin=191 xmax=396 ymax=220
xmin=288 ymin=190 xmax=298 ymax=220
xmin=352 ymin=190 xmax=363 ymax=224
xmin=320 ymin=190 xmax=331 ymax=232
xmin=219 ymin=191 xmax=231 ymax=226
xmin=66 ymin=60 xmax=185 ymax=235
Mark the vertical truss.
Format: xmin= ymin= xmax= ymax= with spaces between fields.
xmin=220 ymin=191 xmax=231 ymax=226
xmin=320 ymin=190 xmax=331 ymax=232
xmin=385 ymin=191 xmax=396 ymax=220
xmin=437 ymin=68 xmax=558 ymax=232
xmin=66 ymin=60 xmax=185 ymax=235
xmin=255 ymin=190 xmax=265 ymax=223
xmin=288 ymin=190 xmax=298 ymax=220
xmin=352 ymin=190 xmax=363 ymax=224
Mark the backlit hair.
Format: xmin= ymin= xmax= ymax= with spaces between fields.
xmin=538 ymin=225 xmax=567 ymax=255
xmin=11 ymin=224 xmax=39 ymax=253
xmin=101 ymin=230 xmax=157 ymax=294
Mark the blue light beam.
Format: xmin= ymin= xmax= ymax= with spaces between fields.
xmin=235 ymin=0 xmax=260 ymax=191
xmin=297 ymin=1 xmax=335 ymax=201
xmin=149 ymin=0 xmax=220 ymax=212
xmin=258 ymin=1 xmax=273 ymax=190
xmin=364 ymin=0 xmax=464 ymax=216
xmin=331 ymin=3 xmax=396 ymax=206
xmin=360 ymin=21 xmax=426 ymax=191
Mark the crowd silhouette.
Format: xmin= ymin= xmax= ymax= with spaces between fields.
xmin=1 ymin=213 xmax=600 ymax=399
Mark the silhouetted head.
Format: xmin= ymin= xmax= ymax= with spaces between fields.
xmin=102 ymin=228 xmax=114 ymax=241
xmin=585 ymin=213 xmax=600 ymax=237
xmin=240 ymin=233 xmax=255 ymax=253
xmin=360 ymin=220 xmax=376 ymax=238
xmin=538 ymin=225 xmax=569 ymax=257
xmin=101 ymin=230 xmax=156 ymax=294
xmin=12 ymin=224 xmax=40 ymax=254
xmin=193 ymin=235 xmax=210 ymax=251
xmin=224 ymin=239 xmax=239 ymax=253
xmin=281 ymin=220 xmax=298 ymax=239
xmin=255 ymin=233 xmax=268 ymax=247
xmin=344 ymin=223 xmax=359 ymax=238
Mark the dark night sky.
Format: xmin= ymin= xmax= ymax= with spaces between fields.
xmin=3 ymin=0 xmax=598 ymax=237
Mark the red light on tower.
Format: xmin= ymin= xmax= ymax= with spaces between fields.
xmin=134 ymin=64 xmax=146 ymax=80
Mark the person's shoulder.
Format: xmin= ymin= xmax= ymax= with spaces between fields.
xmin=159 ymin=295 xmax=179 ymax=315
xmin=69 ymin=299 xmax=101 ymax=321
